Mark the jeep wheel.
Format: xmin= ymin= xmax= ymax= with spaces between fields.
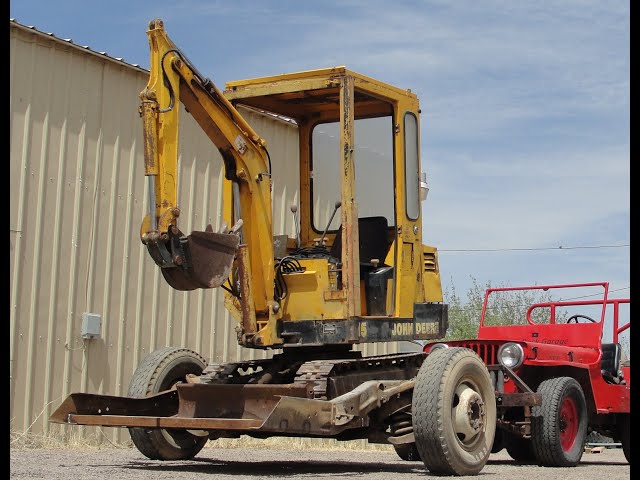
xmin=413 ymin=347 xmax=496 ymax=476
xmin=617 ymin=414 xmax=630 ymax=464
xmin=128 ymin=347 xmax=208 ymax=460
xmin=531 ymin=377 xmax=587 ymax=467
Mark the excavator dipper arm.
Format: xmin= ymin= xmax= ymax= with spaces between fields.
xmin=139 ymin=19 xmax=277 ymax=338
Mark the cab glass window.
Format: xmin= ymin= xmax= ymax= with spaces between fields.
xmin=404 ymin=113 xmax=420 ymax=220
xmin=311 ymin=116 xmax=394 ymax=231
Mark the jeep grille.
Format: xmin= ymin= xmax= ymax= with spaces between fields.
xmin=458 ymin=342 xmax=501 ymax=365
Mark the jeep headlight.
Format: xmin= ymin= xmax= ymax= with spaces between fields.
xmin=498 ymin=343 xmax=524 ymax=369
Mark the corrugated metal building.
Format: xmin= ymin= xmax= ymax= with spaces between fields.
xmin=9 ymin=19 xmax=401 ymax=444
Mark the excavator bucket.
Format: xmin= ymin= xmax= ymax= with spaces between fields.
xmin=160 ymin=228 xmax=240 ymax=291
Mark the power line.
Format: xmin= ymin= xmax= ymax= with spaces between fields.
xmin=560 ymin=286 xmax=630 ymax=302
xmin=440 ymin=244 xmax=629 ymax=253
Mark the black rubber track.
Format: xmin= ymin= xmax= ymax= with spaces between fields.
xmin=127 ymin=347 xmax=208 ymax=460
xmin=412 ymin=347 xmax=496 ymax=476
xmin=531 ymin=377 xmax=587 ymax=467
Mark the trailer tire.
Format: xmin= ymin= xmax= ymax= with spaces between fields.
xmin=505 ymin=435 xmax=536 ymax=462
xmin=127 ymin=347 xmax=208 ymax=460
xmin=393 ymin=443 xmax=421 ymax=461
xmin=531 ymin=377 xmax=587 ymax=467
xmin=413 ymin=347 xmax=496 ymax=476
xmin=491 ymin=428 xmax=505 ymax=453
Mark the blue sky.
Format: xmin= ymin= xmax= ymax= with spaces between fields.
xmin=10 ymin=1 xmax=630 ymax=303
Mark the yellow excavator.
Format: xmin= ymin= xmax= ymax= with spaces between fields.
xmin=50 ymin=19 xmax=497 ymax=476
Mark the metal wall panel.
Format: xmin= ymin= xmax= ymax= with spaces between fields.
xmin=10 ymin=20 xmax=402 ymax=444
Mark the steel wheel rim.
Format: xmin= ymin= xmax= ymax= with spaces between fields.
xmin=452 ymin=383 xmax=486 ymax=447
xmin=559 ymin=396 xmax=578 ymax=451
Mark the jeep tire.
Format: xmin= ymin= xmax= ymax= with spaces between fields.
xmin=531 ymin=377 xmax=587 ymax=467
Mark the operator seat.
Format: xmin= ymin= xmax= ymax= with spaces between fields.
xmin=329 ymin=216 xmax=390 ymax=272
xmin=600 ymin=342 xmax=622 ymax=384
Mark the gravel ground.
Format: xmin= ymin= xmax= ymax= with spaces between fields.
xmin=10 ymin=445 xmax=630 ymax=479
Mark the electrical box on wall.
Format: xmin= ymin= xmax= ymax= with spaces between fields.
xmin=81 ymin=312 xmax=102 ymax=340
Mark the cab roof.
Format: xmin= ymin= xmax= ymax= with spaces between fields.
xmin=223 ymin=66 xmax=418 ymax=121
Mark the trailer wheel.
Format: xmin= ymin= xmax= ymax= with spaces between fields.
xmin=491 ymin=428 xmax=505 ymax=453
xmin=127 ymin=347 xmax=208 ymax=460
xmin=394 ymin=443 xmax=421 ymax=461
xmin=413 ymin=347 xmax=496 ymax=476
xmin=505 ymin=435 xmax=536 ymax=462
xmin=531 ymin=377 xmax=587 ymax=467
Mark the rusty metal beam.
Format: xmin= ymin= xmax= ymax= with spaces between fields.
xmin=176 ymin=383 xmax=309 ymax=419
xmin=496 ymin=392 xmax=542 ymax=407
xmin=49 ymin=391 xmax=179 ymax=423
xmin=68 ymin=414 xmax=263 ymax=430
xmin=51 ymin=380 xmax=416 ymax=437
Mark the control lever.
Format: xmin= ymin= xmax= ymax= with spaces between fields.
xmin=290 ymin=204 xmax=301 ymax=248
xmin=320 ymin=200 xmax=341 ymax=247
xmin=230 ymin=219 xmax=243 ymax=235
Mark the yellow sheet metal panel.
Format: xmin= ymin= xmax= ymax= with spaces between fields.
xmin=278 ymin=259 xmax=345 ymax=321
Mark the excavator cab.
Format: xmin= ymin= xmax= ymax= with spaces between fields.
xmin=139 ymin=19 xmax=447 ymax=349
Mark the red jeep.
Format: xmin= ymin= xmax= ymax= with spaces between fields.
xmin=422 ymin=282 xmax=630 ymax=466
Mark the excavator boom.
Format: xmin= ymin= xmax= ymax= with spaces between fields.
xmin=139 ymin=19 xmax=274 ymax=300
